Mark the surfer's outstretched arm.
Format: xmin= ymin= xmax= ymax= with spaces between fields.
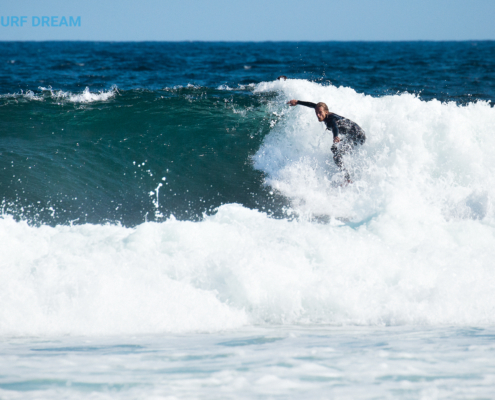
xmin=288 ymin=100 xmax=317 ymax=108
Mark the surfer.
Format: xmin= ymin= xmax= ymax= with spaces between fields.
xmin=288 ymin=100 xmax=366 ymax=183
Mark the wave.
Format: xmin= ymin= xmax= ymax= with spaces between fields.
xmin=2 ymin=79 xmax=495 ymax=336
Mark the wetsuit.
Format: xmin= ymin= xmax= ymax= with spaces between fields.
xmin=298 ymin=101 xmax=366 ymax=179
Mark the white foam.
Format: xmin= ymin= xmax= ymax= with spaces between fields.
xmin=0 ymin=86 xmax=117 ymax=103
xmin=0 ymin=213 xmax=248 ymax=336
xmin=253 ymin=79 xmax=495 ymax=221
xmin=0 ymin=90 xmax=44 ymax=101
xmin=2 ymin=199 xmax=495 ymax=336
xmin=217 ymin=84 xmax=255 ymax=91
xmin=38 ymin=86 xmax=118 ymax=103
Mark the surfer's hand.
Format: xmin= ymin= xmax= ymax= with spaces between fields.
xmin=334 ymin=136 xmax=340 ymax=143
xmin=288 ymin=100 xmax=298 ymax=106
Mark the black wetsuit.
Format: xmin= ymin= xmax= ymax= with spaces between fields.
xmin=298 ymin=101 xmax=366 ymax=179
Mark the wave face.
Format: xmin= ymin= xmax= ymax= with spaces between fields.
xmin=1 ymin=42 xmax=495 ymax=336
xmin=0 ymin=86 xmax=284 ymax=225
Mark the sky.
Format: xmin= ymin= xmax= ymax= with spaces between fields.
xmin=0 ymin=0 xmax=494 ymax=41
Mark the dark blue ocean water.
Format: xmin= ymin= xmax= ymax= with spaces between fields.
xmin=1 ymin=41 xmax=494 ymax=226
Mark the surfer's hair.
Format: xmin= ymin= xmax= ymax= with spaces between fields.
xmin=315 ymin=102 xmax=329 ymax=112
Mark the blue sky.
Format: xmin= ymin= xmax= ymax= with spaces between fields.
xmin=1 ymin=0 xmax=494 ymax=41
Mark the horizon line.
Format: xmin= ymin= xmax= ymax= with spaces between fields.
xmin=1 ymin=39 xmax=494 ymax=43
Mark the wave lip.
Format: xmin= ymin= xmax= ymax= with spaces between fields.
xmin=0 ymin=90 xmax=44 ymax=101
xmin=38 ymin=86 xmax=119 ymax=103
xmin=0 ymin=86 xmax=119 ymax=104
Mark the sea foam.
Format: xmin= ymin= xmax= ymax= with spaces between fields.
xmin=1 ymin=202 xmax=495 ymax=336
xmin=43 ymin=86 xmax=118 ymax=103
xmin=254 ymin=79 xmax=495 ymax=221
xmin=0 ymin=87 xmax=118 ymax=105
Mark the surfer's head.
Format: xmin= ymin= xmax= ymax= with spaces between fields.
xmin=315 ymin=102 xmax=329 ymax=122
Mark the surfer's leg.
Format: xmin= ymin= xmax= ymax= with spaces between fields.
xmin=331 ymin=142 xmax=352 ymax=182
xmin=331 ymin=144 xmax=344 ymax=169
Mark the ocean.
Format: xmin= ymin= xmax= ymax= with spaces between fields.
xmin=1 ymin=41 xmax=495 ymax=399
